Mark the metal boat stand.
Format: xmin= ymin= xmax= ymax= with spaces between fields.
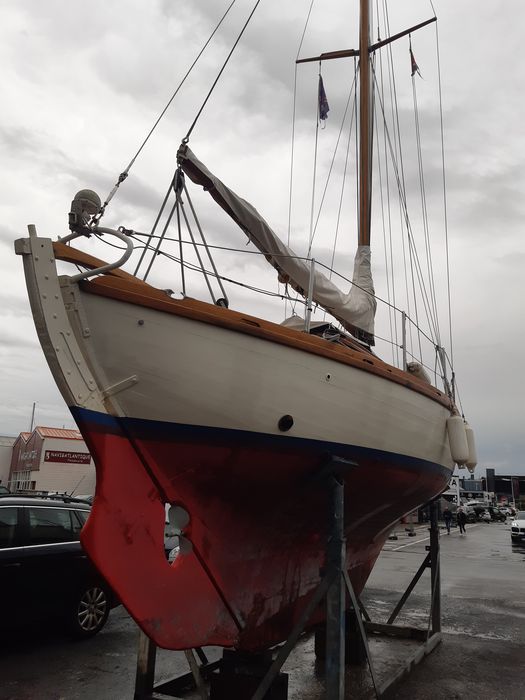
xmin=247 ymin=467 xmax=372 ymax=700
xmin=133 ymin=637 xmax=220 ymax=700
xmin=359 ymin=497 xmax=443 ymax=698
xmin=248 ymin=476 xmax=443 ymax=700
xmin=132 ymin=468 xmax=442 ymax=700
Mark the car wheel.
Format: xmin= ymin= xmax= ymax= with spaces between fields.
xmin=69 ymin=583 xmax=110 ymax=638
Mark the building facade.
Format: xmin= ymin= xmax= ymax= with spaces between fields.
xmin=0 ymin=435 xmax=16 ymax=487
xmin=9 ymin=427 xmax=95 ymax=496
xmin=452 ymin=469 xmax=525 ymax=508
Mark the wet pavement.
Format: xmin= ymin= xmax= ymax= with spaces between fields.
xmin=0 ymin=519 xmax=523 ymax=699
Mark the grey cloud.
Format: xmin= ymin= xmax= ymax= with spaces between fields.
xmin=0 ymin=294 xmax=32 ymax=318
xmin=0 ymin=125 xmax=68 ymax=165
xmin=0 ymin=331 xmax=39 ymax=351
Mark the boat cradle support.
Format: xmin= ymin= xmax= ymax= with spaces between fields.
xmin=132 ymin=468 xmax=443 ymax=700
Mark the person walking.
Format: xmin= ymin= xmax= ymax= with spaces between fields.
xmin=457 ymin=506 xmax=467 ymax=535
xmin=443 ymin=506 xmax=452 ymax=534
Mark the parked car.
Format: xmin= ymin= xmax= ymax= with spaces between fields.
xmin=487 ymin=506 xmax=506 ymax=522
xmin=0 ymin=494 xmax=116 ymax=638
xmin=467 ymin=503 xmax=492 ymax=522
xmin=510 ymin=511 xmax=525 ymax=543
xmin=75 ymin=494 xmax=94 ymax=505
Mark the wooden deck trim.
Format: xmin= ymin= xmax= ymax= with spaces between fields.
xmin=53 ymin=241 xmax=151 ymax=288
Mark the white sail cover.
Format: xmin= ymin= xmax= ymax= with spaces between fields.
xmin=178 ymin=145 xmax=376 ymax=339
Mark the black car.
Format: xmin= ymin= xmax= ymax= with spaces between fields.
xmin=487 ymin=506 xmax=507 ymax=522
xmin=0 ymin=494 xmax=115 ymax=638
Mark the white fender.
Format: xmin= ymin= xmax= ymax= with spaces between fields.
xmin=465 ymin=423 xmax=477 ymax=472
xmin=446 ymin=415 xmax=469 ymax=465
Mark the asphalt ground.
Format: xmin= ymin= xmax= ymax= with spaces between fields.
xmin=0 ymin=519 xmax=523 ymax=699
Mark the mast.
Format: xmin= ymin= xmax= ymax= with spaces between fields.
xmin=358 ymin=0 xmax=373 ymax=247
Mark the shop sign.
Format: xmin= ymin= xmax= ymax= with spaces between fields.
xmin=44 ymin=450 xmax=91 ymax=464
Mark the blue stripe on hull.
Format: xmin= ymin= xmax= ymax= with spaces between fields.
xmin=71 ymin=405 xmax=450 ymax=480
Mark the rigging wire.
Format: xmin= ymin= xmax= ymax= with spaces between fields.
xmin=307 ymin=65 xmax=359 ymax=256
xmin=136 ymin=0 xmax=265 ymax=296
xmin=374 ymin=86 xmax=396 ymax=365
xmin=307 ymin=63 xmax=322 ymax=257
xmin=184 ymin=0 xmax=264 ymax=142
xmin=378 ymin=0 xmax=450 ymax=378
xmin=286 ymin=0 xmax=316 ymax=318
xmin=133 ymin=179 xmax=174 ymax=276
xmin=92 ymin=0 xmax=238 ymax=225
xmin=408 ymin=53 xmax=426 ymax=361
xmin=410 ymin=34 xmax=441 ymax=350
xmin=381 ymin=0 xmax=416 ymax=357
xmin=329 ymin=58 xmax=358 ymax=278
xmin=433 ymin=14 xmax=455 ymax=373
xmin=373 ymin=74 xmax=441 ymax=348
xmin=377 ymin=0 xmax=445 ymax=365
xmin=375 ymin=0 xmax=397 ymax=365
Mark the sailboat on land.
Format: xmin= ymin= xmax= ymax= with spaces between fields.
xmin=16 ymin=1 xmax=476 ymax=651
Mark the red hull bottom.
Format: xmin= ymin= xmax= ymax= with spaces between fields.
xmin=76 ymin=411 xmax=448 ymax=651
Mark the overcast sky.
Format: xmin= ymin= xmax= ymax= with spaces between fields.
xmin=0 ymin=0 xmax=524 ymax=478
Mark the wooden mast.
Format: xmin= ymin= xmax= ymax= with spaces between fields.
xmin=358 ymin=0 xmax=372 ymax=246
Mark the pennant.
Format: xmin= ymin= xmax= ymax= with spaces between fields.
xmin=318 ymin=75 xmax=330 ymax=121
xmin=410 ymin=47 xmax=421 ymax=78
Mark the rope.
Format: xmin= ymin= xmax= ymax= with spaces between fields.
xmin=92 ymin=0 xmax=238 ymax=225
xmin=184 ymin=0 xmax=264 ymax=142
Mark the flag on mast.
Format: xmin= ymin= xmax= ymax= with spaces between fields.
xmin=410 ymin=47 xmax=421 ymax=78
xmin=318 ymin=74 xmax=330 ymax=121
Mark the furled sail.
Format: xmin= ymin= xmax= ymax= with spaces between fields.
xmin=178 ymin=144 xmax=376 ymax=340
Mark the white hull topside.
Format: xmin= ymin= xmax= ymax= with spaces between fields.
xmin=18 ymin=234 xmax=454 ymax=472
xmin=79 ymin=292 xmax=452 ymax=467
